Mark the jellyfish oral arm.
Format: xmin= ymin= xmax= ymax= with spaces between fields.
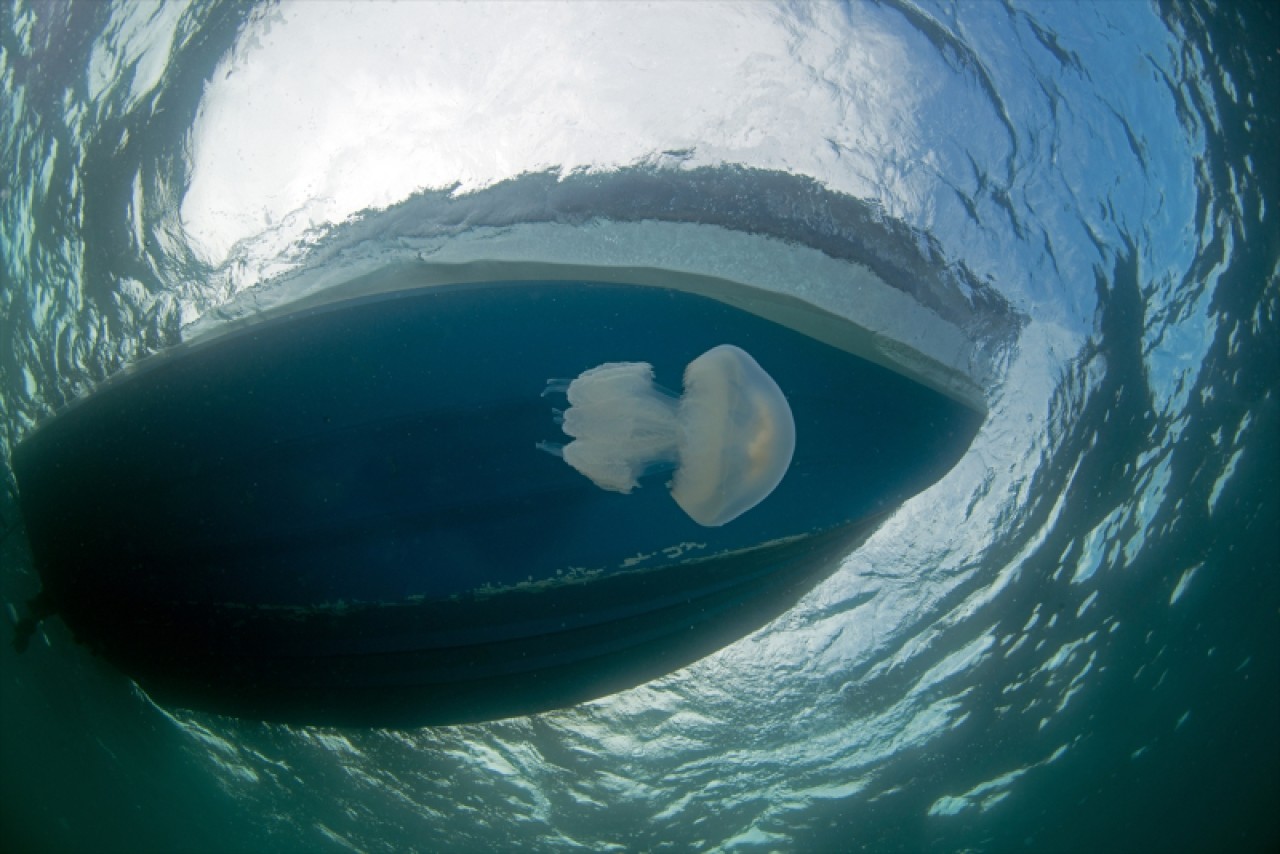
xmin=540 ymin=362 xmax=681 ymax=493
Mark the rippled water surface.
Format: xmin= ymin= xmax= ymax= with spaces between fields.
xmin=1 ymin=2 xmax=1276 ymax=852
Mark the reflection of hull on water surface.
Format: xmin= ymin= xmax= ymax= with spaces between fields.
xmin=14 ymin=278 xmax=983 ymax=726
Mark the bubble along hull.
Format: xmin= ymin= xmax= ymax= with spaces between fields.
xmin=13 ymin=280 xmax=982 ymax=726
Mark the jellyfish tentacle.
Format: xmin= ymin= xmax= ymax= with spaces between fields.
xmin=542 ymin=379 xmax=571 ymax=397
xmin=535 ymin=440 xmax=565 ymax=459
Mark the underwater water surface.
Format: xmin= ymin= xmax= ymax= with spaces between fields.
xmin=1 ymin=1 xmax=1276 ymax=852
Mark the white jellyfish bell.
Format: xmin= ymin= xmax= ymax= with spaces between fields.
xmin=537 ymin=345 xmax=796 ymax=526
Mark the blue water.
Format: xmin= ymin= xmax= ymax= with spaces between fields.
xmin=1 ymin=1 xmax=1276 ymax=852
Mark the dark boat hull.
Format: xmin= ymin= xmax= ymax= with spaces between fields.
xmin=13 ymin=280 xmax=981 ymax=726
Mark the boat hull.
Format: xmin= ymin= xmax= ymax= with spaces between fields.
xmin=13 ymin=280 xmax=981 ymax=725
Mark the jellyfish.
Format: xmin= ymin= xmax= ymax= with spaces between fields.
xmin=537 ymin=344 xmax=795 ymax=526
